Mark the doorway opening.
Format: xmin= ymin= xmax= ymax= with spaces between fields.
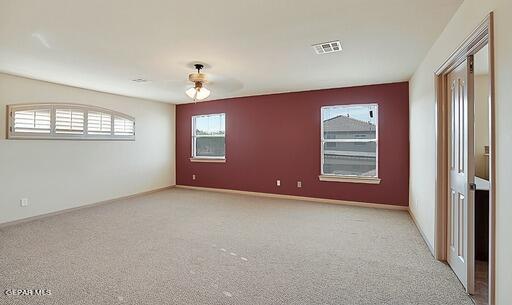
xmin=434 ymin=13 xmax=495 ymax=305
xmin=472 ymin=44 xmax=491 ymax=305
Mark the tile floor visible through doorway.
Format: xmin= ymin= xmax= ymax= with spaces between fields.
xmin=472 ymin=260 xmax=489 ymax=305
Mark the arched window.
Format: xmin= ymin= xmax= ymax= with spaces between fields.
xmin=7 ymin=103 xmax=135 ymax=140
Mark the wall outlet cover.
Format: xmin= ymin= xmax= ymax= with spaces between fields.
xmin=20 ymin=198 xmax=28 ymax=207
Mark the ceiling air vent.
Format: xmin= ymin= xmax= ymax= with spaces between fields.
xmin=132 ymin=78 xmax=149 ymax=83
xmin=312 ymin=40 xmax=342 ymax=54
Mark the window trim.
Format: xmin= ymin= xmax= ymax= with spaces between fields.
xmin=191 ymin=113 xmax=226 ymax=160
xmin=7 ymin=103 xmax=135 ymax=141
xmin=318 ymin=175 xmax=381 ymax=184
xmin=189 ymin=157 xmax=227 ymax=163
xmin=320 ymin=103 xmax=379 ymax=182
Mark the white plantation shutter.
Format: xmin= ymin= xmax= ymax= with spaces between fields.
xmin=87 ymin=111 xmax=112 ymax=135
xmin=55 ymin=109 xmax=84 ymax=134
xmin=114 ymin=117 xmax=135 ymax=136
xmin=8 ymin=104 xmax=134 ymax=140
xmin=13 ymin=108 xmax=51 ymax=134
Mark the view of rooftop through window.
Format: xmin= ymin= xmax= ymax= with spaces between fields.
xmin=322 ymin=104 xmax=376 ymax=126
xmin=321 ymin=104 xmax=378 ymax=177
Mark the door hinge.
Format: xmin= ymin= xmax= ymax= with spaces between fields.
xmin=469 ymin=182 xmax=477 ymax=191
xmin=469 ymin=61 xmax=474 ymax=73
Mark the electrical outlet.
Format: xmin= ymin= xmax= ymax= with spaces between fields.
xmin=192 ymin=174 xmax=196 ymax=180
xmin=276 ymin=180 xmax=281 ymax=186
xmin=20 ymin=198 xmax=28 ymax=207
xmin=297 ymin=181 xmax=302 ymax=188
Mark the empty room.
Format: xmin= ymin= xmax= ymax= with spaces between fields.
xmin=1 ymin=1 xmax=511 ymax=304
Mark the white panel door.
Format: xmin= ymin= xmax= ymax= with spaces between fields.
xmin=447 ymin=56 xmax=475 ymax=293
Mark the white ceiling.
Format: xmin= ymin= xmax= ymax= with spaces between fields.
xmin=0 ymin=0 xmax=463 ymax=104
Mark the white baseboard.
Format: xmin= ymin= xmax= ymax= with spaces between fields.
xmin=1 ymin=185 xmax=410 ymax=228
xmin=0 ymin=185 xmax=175 ymax=228
xmin=175 ymin=185 xmax=409 ymax=211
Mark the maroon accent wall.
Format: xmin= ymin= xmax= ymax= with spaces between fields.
xmin=176 ymin=82 xmax=409 ymax=206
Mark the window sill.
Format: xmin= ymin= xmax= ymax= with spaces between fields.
xmin=318 ymin=175 xmax=381 ymax=184
xmin=190 ymin=158 xmax=226 ymax=163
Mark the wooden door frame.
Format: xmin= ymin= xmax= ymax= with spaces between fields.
xmin=434 ymin=12 xmax=495 ymax=304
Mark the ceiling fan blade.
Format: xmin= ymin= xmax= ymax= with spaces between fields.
xmin=205 ymin=73 xmax=244 ymax=93
xmin=154 ymin=79 xmax=189 ymax=90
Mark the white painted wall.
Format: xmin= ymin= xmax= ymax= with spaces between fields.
xmin=0 ymin=73 xmax=176 ymax=224
xmin=409 ymin=0 xmax=512 ymax=304
xmin=474 ymin=74 xmax=489 ymax=179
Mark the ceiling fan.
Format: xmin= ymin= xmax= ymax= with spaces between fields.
xmin=186 ymin=64 xmax=210 ymax=101
xmin=144 ymin=62 xmax=243 ymax=102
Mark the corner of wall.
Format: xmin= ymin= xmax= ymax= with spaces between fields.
xmin=171 ymin=103 xmax=177 ymax=186
xmin=409 ymin=202 xmax=435 ymax=256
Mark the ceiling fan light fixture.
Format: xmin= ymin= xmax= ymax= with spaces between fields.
xmin=186 ymin=85 xmax=210 ymax=101
xmin=185 ymin=87 xmax=198 ymax=99
xmin=195 ymin=87 xmax=210 ymax=100
xmin=185 ymin=64 xmax=211 ymax=101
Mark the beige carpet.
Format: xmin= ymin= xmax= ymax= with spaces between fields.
xmin=0 ymin=188 xmax=473 ymax=305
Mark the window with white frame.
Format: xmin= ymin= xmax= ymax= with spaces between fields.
xmin=192 ymin=113 xmax=225 ymax=159
xmin=7 ymin=104 xmax=135 ymax=140
xmin=321 ymin=104 xmax=378 ymax=178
